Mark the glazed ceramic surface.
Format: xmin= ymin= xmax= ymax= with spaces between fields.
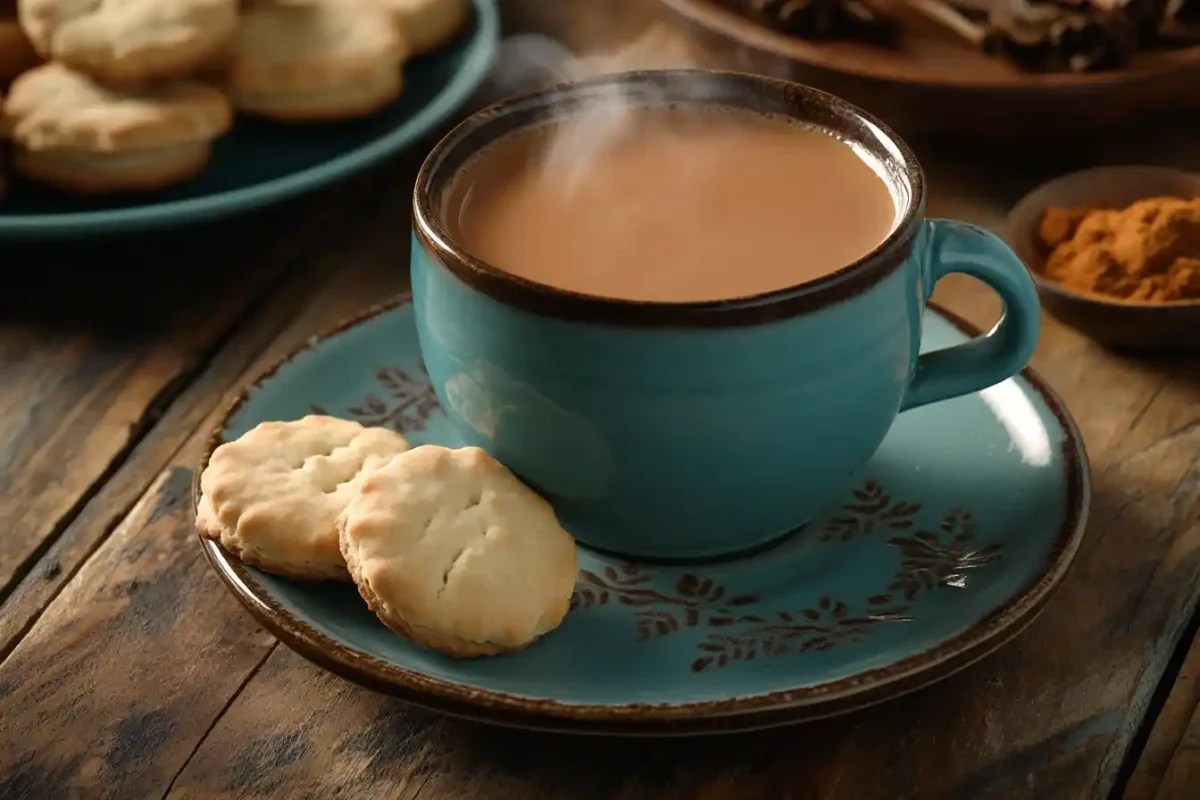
xmin=411 ymin=70 xmax=1041 ymax=559
xmin=0 ymin=0 xmax=498 ymax=240
xmin=197 ymin=297 xmax=1089 ymax=735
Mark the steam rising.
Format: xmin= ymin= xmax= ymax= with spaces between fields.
xmin=445 ymin=23 xmax=907 ymax=303
xmin=486 ymin=25 xmax=700 ymax=98
xmin=478 ymin=25 xmax=704 ymax=194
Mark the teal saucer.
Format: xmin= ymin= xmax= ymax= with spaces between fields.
xmin=0 ymin=0 xmax=498 ymax=240
xmin=196 ymin=296 xmax=1089 ymax=735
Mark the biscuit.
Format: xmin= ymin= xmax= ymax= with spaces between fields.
xmin=338 ymin=445 xmax=579 ymax=657
xmin=11 ymin=142 xmax=214 ymax=193
xmin=379 ymin=0 xmax=468 ymax=55
xmin=17 ymin=0 xmax=238 ymax=84
xmin=0 ymin=63 xmax=231 ymax=193
xmin=1 ymin=13 xmax=40 ymax=83
xmin=227 ymin=1 xmax=407 ymax=122
xmin=198 ymin=416 xmax=412 ymax=582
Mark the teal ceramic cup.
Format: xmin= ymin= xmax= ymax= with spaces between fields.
xmin=411 ymin=70 xmax=1040 ymax=560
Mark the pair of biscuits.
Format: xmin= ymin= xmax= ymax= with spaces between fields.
xmin=197 ymin=415 xmax=578 ymax=657
xmin=0 ymin=63 xmax=231 ymax=192
xmin=1 ymin=0 xmax=235 ymax=193
xmin=0 ymin=0 xmax=471 ymax=192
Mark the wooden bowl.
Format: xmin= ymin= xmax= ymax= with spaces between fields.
xmin=653 ymin=0 xmax=1200 ymax=138
xmin=1006 ymin=166 xmax=1200 ymax=353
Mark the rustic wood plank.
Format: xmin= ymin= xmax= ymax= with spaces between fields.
xmin=1152 ymin=664 xmax=1200 ymax=800
xmin=0 ymin=168 xmax=419 ymax=800
xmin=0 ymin=203 xmax=335 ymax=603
xmin=0 ymin=466 xmax=276 ymax=800
xmin=1125 ymin=628 xmax=1200 ymax=799
xmin=164 ymin=145 xmax=1200 ymax=799
xmin=0 ymin=182 xmax=380 ymax=660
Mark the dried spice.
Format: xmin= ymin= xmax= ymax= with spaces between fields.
xmin=1037 ymin=196 xmax=1200 ymax=302
xmin=909 ymin=0 xmax=1138 ymax=72
xmin=738 ymin=0 xmax=898 ymax=43
xmin=731 ymin=0 xmax=1193 ymax=73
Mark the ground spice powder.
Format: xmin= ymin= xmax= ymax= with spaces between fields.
xmin=1036 ymin=196 xmax=1200 ymax=302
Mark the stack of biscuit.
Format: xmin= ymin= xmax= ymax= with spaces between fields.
xmin=197 ymin=415 xmax=580 ymax=658
xmin=0 ymin=0 xmax=468 ymax=196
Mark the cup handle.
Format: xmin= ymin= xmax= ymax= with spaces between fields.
xmin=900 ymin=219 xmax=1041 ymax=412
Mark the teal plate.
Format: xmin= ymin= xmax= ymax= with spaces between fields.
xmin=196 ymin=296 xmax=1090 ymax=735
xmin=0 ymin=0 xmax=498 ymax=241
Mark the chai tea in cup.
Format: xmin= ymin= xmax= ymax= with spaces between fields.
xmin=412 ymin=70 xmax=1041 ymax=559
xmin=443 ymin=106 xmax=898 ymax=302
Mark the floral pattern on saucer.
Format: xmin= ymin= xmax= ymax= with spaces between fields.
xmin=572 ymin=494 xmax=1002 ymax=673
xmin=198 ymin=296 xmax=1089 ymax=734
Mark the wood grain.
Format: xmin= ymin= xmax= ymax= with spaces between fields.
xmin=0 ymin=185 xmax=372 ymax=660
xmin=0 ymin=167 xmax=418 ymax=799
xmin=1125 ymin=629 xmax=1200 ymax=799
xmin=0 ymin=466 xmax=276 ymax=800
xmin=0 ymin=204 xmax=334 ymax=606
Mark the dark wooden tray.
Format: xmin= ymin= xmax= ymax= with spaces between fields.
xmin=655 ymin=0 xmax=1200 ymax=138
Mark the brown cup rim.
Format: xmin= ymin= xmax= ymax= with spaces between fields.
xmin=412 ymin=68 xmax=927 ymax=328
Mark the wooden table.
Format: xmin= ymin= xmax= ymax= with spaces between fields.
xmin=3 ymin=44 xmax=1200 ymax=800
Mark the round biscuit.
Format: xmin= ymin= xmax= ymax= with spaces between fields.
xmin=0 ymin=63 xmax=232 ymax=152
xmin=227 ymin=0 xmax=406 ymax=122
xmin=17 ymin=0 xmax=238 ymax=84
xmin=198 ymin=415 xmax=413 ymax=582
xmin=378 ymin=0 xmax=469 ymax=55
xmin=232 ymin=68 xmax=403 ymax=123
xmin=338 ymin=445 xmax=579 ymax=657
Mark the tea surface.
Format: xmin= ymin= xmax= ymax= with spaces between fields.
xmin=446 ymin=107 xmax=896 ymax=302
